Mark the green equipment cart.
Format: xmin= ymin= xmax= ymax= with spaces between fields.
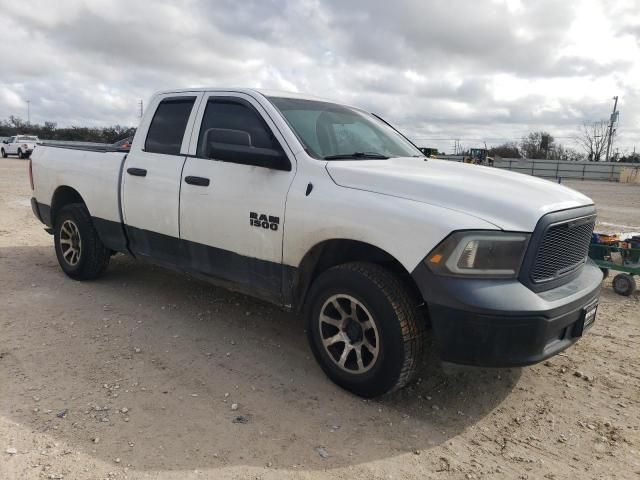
xmin=589 ymin=242 xmax=640 ymax=296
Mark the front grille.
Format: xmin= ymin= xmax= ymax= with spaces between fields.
xmin=530 ymin=216 xmax=595 ymax=283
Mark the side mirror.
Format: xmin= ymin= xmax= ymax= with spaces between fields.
xmin=2 ymin=140 xmax=7 ymax=144
xmin=206 ymin=128 xmax=251 ymax=147
xmin=207 ymin=142 xmax=291 ymax=171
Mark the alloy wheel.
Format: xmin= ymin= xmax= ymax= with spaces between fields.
xmin=318 ymin=294 xmax=380 ymax=373
xmin=59 ymin=219 xmax=82 ymax=266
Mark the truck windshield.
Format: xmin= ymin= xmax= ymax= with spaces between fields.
xmin=267 ymin=97 xmax=422 ymax=160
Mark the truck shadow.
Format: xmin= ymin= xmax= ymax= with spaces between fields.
xmin=0 ymin=246 xmax=521 ymax=473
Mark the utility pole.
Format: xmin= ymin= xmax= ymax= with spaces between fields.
xmin=27 ymin=100 xmax=31 ymax=125
xmin=605 ymin=95 xmax=618 ymax=162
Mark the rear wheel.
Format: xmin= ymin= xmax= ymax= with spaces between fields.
xmin=305 ymin=262 xmax=426 ymax=397
xmin=54 ymin=203 xmax=110 ymax=280
xmin=612 ymin=273 xmax=636 ymax=296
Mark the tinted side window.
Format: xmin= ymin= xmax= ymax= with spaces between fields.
xmin=145 ymin=97 xmax=196 ymax=155
xmin=196 ymin=99 xmax=279 ymax=158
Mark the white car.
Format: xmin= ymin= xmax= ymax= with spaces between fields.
xmin=1 ymin=135 xmax=39 ymax=158
xmin=28 ymin=88 xmax=602 ymax=397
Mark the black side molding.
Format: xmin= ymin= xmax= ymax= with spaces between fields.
xmin=31 ymin=198 xmax=52 ymax=227
xmin=123 ymin=223 xmax=292 ymax=306
xmin=184 ymin=176 xmax=210 ymax=187
xmin=127 ymin=167 xmax=147 ymax=177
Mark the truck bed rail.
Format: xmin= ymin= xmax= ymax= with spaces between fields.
xmin=38 ymin=142 xmax=130 ymax=153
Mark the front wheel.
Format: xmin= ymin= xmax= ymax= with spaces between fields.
xmin=305 ymin=262 xmax=427 ymax=397
xmin=17 ymin=148 xmax=23 ymax=159
xmin=1 ymin=149 xmax=6 ymax=158
xmin=54 ymin=203 xmax=110 ymax=280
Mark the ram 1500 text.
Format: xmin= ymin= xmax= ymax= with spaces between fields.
xmin=29 ymin=88 xmax=602 ymax=397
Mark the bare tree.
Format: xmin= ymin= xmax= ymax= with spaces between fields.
xmin=489 ymin=141 xmax=520 ymax=158
xmin=8 ymin=115 xmax=26 ymax=130
xmin=576 ymin=121 xmax=609 ymax=162
xmin=520 ymin=131 xmax=554 ymax=159
xmin=552 ymin=144 xmax=584 ymax=161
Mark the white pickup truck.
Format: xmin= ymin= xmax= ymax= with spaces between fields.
xmin=29 ymin=88 xmax=602 ymax=397
xmin=2 ymin=134 xmax=39 ymax=158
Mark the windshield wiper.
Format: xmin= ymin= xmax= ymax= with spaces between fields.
xmin=323 ymin=152 xmax=389 ymax=160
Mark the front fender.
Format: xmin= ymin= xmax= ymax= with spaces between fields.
xmin=283 ymin=181 xmax=497 ymax=273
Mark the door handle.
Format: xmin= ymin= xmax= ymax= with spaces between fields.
xmin=184 ymin=176 xmax=210 ymax=187
xmin=127 ymin=167 xmax=147 ymax=177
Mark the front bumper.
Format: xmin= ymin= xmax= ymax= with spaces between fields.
xmin=411 ymin=260 xmax=602 ymax=367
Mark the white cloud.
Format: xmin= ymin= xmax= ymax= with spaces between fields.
xmin=0 ymin=0 xmax=637 ymax=155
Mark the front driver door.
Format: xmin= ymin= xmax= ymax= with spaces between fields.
xmin=179 ymin=92 xmax=296 ymax=303
xmin=6 ymin=137 xmax=16 ymax=154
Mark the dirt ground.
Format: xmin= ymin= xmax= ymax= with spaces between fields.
xmin=564 ymin=179 xmax=640 ymax=235
xmin=1 ymin=158 xmax=639 ymax=480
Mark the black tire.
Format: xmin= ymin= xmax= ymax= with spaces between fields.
xmin=600 ymin=268 xmax=609 ymax=280
xmin=612 ymin=273 xmax=636 ymax=296
xmin=1 ymin=149 xmax=6 ymax=158
xmin=53 ymin=203 xmax=110 ymax=280
xmin=305 ymin=262 xmax=426 ymax=397
xmin=17 ymin=148 xmax=23 ymax=159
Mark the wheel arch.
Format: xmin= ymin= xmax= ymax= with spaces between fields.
xmin=50 ymin=185 xmax=130 ymax=256
xmin=51 ymin=186 xmax=87 ymax=225
xmin=290 ymin=238 xmax=424 ymax=313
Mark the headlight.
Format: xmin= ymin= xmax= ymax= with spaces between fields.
xmin=426 ymin=231 xmax=529 ymax=278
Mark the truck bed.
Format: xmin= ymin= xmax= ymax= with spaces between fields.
xmin=31 ymin=145 xmax=127 ymax=235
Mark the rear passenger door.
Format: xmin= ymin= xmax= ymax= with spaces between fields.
xmin=179 ymin=92 xmax=296 ymax=302
xmin=122 ymin=92 xmax=202 ymax=264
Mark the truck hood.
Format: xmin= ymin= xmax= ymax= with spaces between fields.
xmin=325 ymin=157 xmax=594 ymax=232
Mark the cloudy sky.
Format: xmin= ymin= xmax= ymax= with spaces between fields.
xmin=1 ymin=0 xmax=639 ymax=154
